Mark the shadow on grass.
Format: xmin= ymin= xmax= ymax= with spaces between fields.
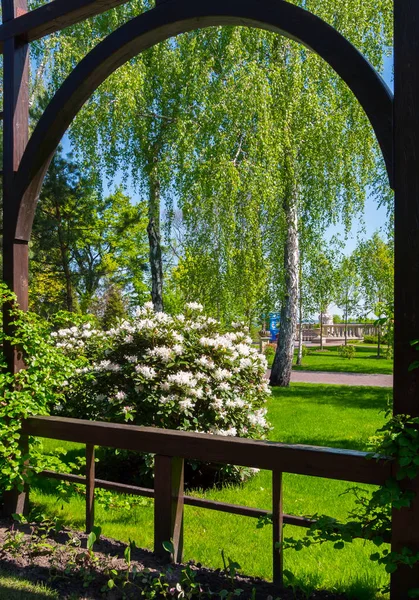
xmin=0 ymin=585 xmax=54 ymax=600
xmin=336 ymin=577 xmax=387 ymax=600
xmin=0 ymin=567 xmax=58 ymax=599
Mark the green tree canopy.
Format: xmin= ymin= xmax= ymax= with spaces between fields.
xmin=30 ymin=151 xmax=149 ymax=316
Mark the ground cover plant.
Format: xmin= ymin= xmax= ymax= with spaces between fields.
xmin=289 ymin=345 xmax=393 ymax=375
xmin=28 ymin=383 xmax=391 ymax=599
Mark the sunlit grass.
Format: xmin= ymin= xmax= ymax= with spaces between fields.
xmin=0 ymin=567 xmax=59 ymax=599
xmin=291 ymin=345 xmax=393 ymax=375
xmin=29 ymin=383 xmax=391 ymax=598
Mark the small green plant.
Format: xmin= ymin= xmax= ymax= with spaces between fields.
xmin=337 ymin=344 xmax=356 ymax=359
xmin=301 ymin=345 xmax=310 ymax=357
xmin=282 ymin=570 xmax=316 ymax=600
xmin=1 ymin=528 xmax=26 ymax=557
xmin=263 ymin=343 xmax=276 ymax=362
xmin=220 ymin=549 xmax=244 ymax=597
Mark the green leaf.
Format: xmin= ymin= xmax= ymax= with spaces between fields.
xmin=87 ymin=531 xmax=97 ymax=551
xmin=385 ymin=562 xmax=398 ymax=574
xmin=162 ymin=540 xmax=175 ymax=555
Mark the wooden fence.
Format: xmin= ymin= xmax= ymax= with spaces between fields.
xmin=17 ymin=415 xmax=394 ymax=587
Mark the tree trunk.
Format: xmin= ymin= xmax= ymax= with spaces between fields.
xmin=377 ymin=323 xmax=381 ymax=358
xmin=320 ymin=310 xmax=323 ymax=350
xmin=148 ymin=175 xmax=164 ymax=312
xmin=54 ymin=200 xmax=75 ymax=312
xmin=270 ymin=186 xmax=299 ymax=387
xmin=296 ymin=313 xmax=303 ymax=366
xmin=296 ymin=266 xmax=303 ymax=366
xmin=344 ymin=299 xmax=348 ymax=346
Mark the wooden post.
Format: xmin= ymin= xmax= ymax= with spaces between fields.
xmin=154 ymin=455 xmax=184 ymax=562
xmin=272 ymin=470 xmax=283 ymax=586
xmin=392 ymin=2 xmax=419 ymax=598
xmin=2 ymin=0 xmax=29 ymax=372
xmin=2 ymin=433 xmax=29 ymax=517
xmin=0 ymin=0 xmax=30 ymax=517
xmin=85 ymin=444 xmax=95 ymax=534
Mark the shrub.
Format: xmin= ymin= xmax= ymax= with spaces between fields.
xmin=338 ymin=344 xmax=356 ymax=359
xmin=301 ymin=345 xmax=310 ymax=357
xmin=56 ymin=303 xmax=271 ymax=484
xmin=0 ymin=284 xmax=84 ymax=500
xmin=363 ymin=334 xmax=379 ymax=345
xmin=263 ymin=343 xmax=276 ymax=363
xmin=363 ymin=333 xmax=390 ymax=345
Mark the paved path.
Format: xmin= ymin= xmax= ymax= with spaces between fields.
xmin=267 ymin=370 xmax=393 ymax=387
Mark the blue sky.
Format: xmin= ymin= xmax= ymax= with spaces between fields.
xmin=325 ymin=53 xmax=393 ymax=254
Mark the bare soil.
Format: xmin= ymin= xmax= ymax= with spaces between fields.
xmin=0 ymin=518 xmax=348 ymax=599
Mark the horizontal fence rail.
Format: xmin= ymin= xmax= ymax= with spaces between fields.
xmin=22 ymin=416 xmax=392 ymax=485
xmin=17 ymin=415 xmax=394 ymax=587
xmin=38 ymin=468 xmax=315 ymax=528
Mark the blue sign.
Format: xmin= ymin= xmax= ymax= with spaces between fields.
xmin=269 ymin=312 xmax=281 ymax=342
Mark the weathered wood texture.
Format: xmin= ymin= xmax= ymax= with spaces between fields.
xmin=2 ymin=0 xmax=29 ymax=374
xmin=0 ymin=0 xmax=130 ymax=51
xmin=22 ymin=416 xmax=392 ymax=486
xmin=85 ymin=444 xmax=95 ymax=534
xmin=391 ymin=2 xmax=419 ymax=598
xmin=272 ymin=470 xmax=283 ymax=586
xmin=154 ymin=455 xmax=184 ymax=562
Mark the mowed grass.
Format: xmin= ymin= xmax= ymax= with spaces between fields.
xmin=0 ymin=567 xmax=59 ymax=599
xmin=291 ymin=345 xmax=393 ymax=375
xmin=29 ymin=384 xmax=391 ymax=599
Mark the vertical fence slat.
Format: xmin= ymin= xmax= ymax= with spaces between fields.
xmin=154 ymin=455 xmax=184 ymax=562
xmin=85 ymin=444 xmax=95 ymax=534
xmin=272 ymin=469 xmax=283 ymax=586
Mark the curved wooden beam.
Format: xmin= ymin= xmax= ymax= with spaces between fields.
xmin=14 ymin=0 xmax=393 ymax=240
xmin=0 ymin=0 xmax=131 ymax=53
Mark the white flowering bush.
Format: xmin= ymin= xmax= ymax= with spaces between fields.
xmin=56 ymin=302 xmax=270 ymax=435
xmin=54 ymin=302 xmax=270 ymax=484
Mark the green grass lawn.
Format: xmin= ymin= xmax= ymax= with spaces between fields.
xmin=290 ymin=345 xmax=393 ymax=375
xmin=0 ymin=567 xmax=59 ymax=599
xmin=26 ymin=383 xmax=391 ymax=599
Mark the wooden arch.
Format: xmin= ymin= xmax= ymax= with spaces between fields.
xmin=2 ymin=1 xmax=419 ymax=597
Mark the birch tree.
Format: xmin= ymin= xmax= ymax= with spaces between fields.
xmin=29 ymin=1 xmax=392 ymax=379
xmin=355 ymin=232 xmax=394 ymax=357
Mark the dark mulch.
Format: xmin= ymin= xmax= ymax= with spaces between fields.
xmin=0 ymin=518 xmax=347 ymax=599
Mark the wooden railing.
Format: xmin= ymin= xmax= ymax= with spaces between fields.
xmin=18 ymin=415 xmax=393 ymax=587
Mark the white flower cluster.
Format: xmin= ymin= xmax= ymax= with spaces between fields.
xmin=51 ymin=322 xmax=105 ymax=351
xmin=55 ymin=303 xmax=270 ymax=443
